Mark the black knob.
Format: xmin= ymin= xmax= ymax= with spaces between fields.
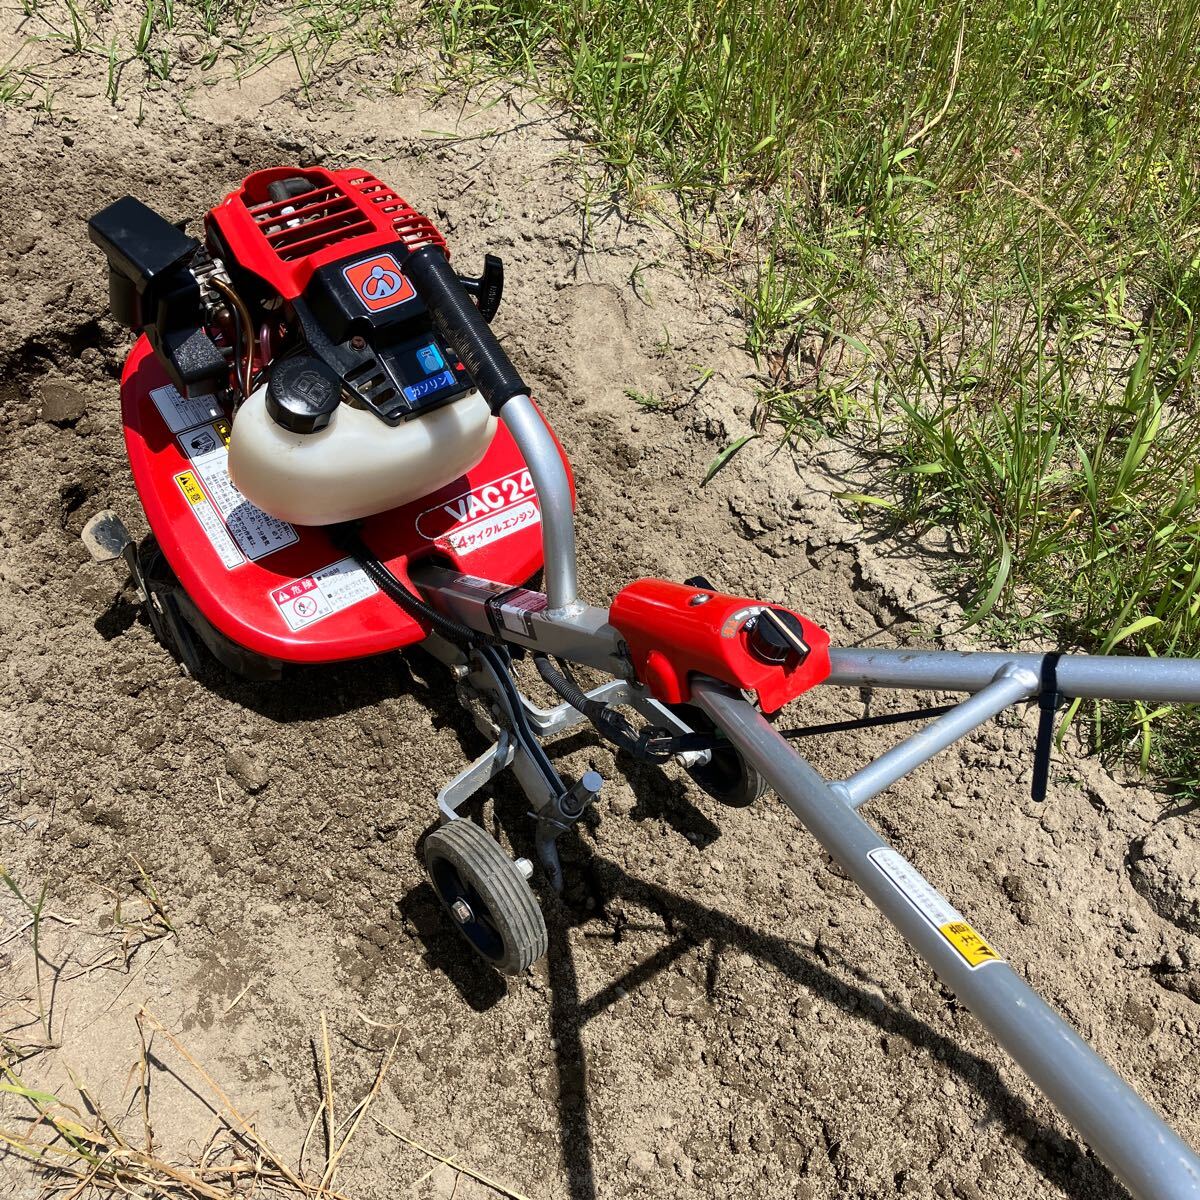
xmin=747 ymin=608 xmax=810 ymax=665
xmin=265 ymin=355 xmax=342 ymax=435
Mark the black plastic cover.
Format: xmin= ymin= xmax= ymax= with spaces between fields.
xmin=266 ymin=177 xmax=316 ymax=204
xmin=303 ymin=250 xmax=428 ymax=346
xmin=294 ymin=250 xmax=474 ymax=425
xmin=89 ymin=195 xmax=227 ymax=395
xmin=87 ymin=196 xmax=198 ymax=298
xmin=160 ymin=324 xmax=228 ymax=386
xmin=266 ymin=354 xmax=343 ymax=434
xmin=459 ymin=254 xmax=505 ymax=322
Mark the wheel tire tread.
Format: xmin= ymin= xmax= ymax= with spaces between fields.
xmin=424 ymin=821 xmax=547 ymax=975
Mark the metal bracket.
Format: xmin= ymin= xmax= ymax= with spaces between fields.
xmin=830 ymin=664 xmax=1039 ymax=809
xmin=437 ymin=733 xmax=516 ymax=822
xmin=436 ymin=678 xmax=712 ymax=822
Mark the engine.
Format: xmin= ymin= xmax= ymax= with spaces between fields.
xmin=88 ymin=167 xmax=507 ymax=525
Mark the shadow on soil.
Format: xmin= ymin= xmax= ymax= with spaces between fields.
xmin=97 ymin=604 xmax=1124 ymax=1199
xmin=407 ymin=823 xmax=1125 ymax=1200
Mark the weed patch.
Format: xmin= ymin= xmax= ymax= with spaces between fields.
xmin=429 ymin=0 xmax=1200 ymax=787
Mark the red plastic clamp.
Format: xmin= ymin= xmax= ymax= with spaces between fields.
xmin=609 ymin=579 xmax=831 ymax=714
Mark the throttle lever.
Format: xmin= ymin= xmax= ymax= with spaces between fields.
xmin=456 ymin=254 xmax=505 ymax=322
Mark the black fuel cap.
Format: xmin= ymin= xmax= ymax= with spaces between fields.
xmin=265 ymin=355 xmax=341 ymax=434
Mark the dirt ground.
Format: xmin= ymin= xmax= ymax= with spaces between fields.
xmin=1 ymin=15 xmax=1199 ymax=1200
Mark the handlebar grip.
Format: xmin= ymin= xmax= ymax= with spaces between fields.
xmin=404 ymin=244 xmax=528 ymax=413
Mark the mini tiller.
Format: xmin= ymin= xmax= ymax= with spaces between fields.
xmin=83 ymin=168 xmax=1200 ymax=1199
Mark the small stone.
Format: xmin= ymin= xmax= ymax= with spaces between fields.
xmin=1123 ymin=996 xmax=1157 ymax=1035
xmin=608 ymin=785 xmax=636 ymax=817
xmin=136 ymin=724 xmax=165 ymax=753
xmin=626 ymin=1150 xmax=656 ymax=1175
xmin=176 ymin=34 xmax=204 ymax=63
xmin=40 ymin=381 xmax=87 ymax=425
xmin=663 ymin=974 xmax=709 ymax=1020
xmin=225 ymin=747 xmax=269 ymax=793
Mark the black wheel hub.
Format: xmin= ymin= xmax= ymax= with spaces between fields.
xmin=429 ymin=858 xmax=505 ymax=962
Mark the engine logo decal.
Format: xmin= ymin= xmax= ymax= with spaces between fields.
xmin=343 ymin=253 xmax=416 ymax=312
xmin=416 ymin=468 xmax=541 ymax=554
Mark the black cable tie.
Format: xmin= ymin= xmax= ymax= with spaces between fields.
xmin=1031 ymin=652 xmax=1062 ymax=803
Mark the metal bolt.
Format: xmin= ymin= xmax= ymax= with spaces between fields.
xmin=561 ymin=770 xmax=604 ymax=819
xmin=514 ymin=857 xmax=534 ymax=880
xmin=350 ymin=335 xmax=367 ymax=351
xmin=450 ymin=898 xmax=473 ymax=924
xmin=688 ymin=593 xmax=711 ymax=606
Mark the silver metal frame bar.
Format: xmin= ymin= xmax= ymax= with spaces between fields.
xmin=692 ymin=677 xmax=1200 ymax=1200
xmin=437 ymin=734 xmax=516 ymax=820
xmin=831 ymin=665 xmax=1038 ymax=808
xmin=500 ymin=394 xmax=581 ymax=615
xmin=829 ymin=646 xmax=1200 ymax=703
xmin=409 ymin=564 xmax=628 ymax=679
xmin=415 ymin=569 xmax=1200 ymax=1194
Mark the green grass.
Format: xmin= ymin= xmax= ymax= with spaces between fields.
xmin=428 ymin=0 xmax=1200 ymax=789
xmin=7 ymin=0 xmax=413 ymax=105
xmin=0 ymin=867 xmax=49 ymax=1041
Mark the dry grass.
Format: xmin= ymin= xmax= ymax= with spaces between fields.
xmin=1 ymin=1006 xmax=530 ymax=1198
xmin=0 ymin=868 xmax=528 ymax=1199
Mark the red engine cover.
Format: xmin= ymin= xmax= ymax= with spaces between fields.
xmin=122 ymin=337 xmax=572 ymax=663
xmin=206 ymin=166 xmax=447 ymax=301
xmin=610 ymin=579 xmax=830 ymax=713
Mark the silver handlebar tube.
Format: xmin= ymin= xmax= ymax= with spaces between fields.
xmin=501 ymin=394 xmax=581 ymax=615
xmin=828 ymin=647 xmax=1200 ymax=703
xmin=692 ymin=677 xmax=1200 ymax=1200
xmin=410 ymin=567 xmax=1200 ymax=1195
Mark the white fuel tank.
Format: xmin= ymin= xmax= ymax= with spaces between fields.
xmin=227 ymin=383 xmax=498 ymax=526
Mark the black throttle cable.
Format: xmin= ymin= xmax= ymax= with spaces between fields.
xmin=333 ymin=526 xmax=563 ymax=799
xmin=533 ymin=654 xmax=675 ymax=762
xmin=332 ymin=524 xmax=482 ymax=648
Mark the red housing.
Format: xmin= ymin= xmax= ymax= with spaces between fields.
xmin=113 ymin=167 xmax=575 ymax=663
xmin=610 ymin=580 xmax=830 ymax=713
xmin=123 ymin=338 xmax=573 ymax=663
xmin=207 ymin=166 xmax=447 ymax=300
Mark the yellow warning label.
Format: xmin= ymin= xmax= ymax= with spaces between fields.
xmin=939 ymin=921 xmax=1000 ymax=967
xmin=213 ymin=418 xmax=231 ymax=446
xmin=175 ymin=471 xmax=207 ymax=506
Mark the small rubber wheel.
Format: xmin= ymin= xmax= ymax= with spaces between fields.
xmin=671 ymin=703 xmax=769 ymax=808
xmin=424 ymin=821 xmax=547 ymax=975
